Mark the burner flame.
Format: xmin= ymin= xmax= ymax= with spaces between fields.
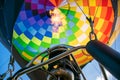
xmin=50 ymin=8 xmax=66 ymax=32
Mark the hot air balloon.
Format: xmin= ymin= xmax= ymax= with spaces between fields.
xmin=0 ymin=0 xmax=119 ymax=80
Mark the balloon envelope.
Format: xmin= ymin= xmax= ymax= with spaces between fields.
xmin=12 ymin=0 xmax=116 ymax=66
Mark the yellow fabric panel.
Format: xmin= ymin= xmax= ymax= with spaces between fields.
xmin=89 ymin=0 xmax=96 ymax=6
xmin=32 ymin=37 xmax=41 ymax=46
xmin=20 ymin=34 xmax=30 ymax=44
xmin=22 ymin=51 xmax=33 ymax=60
xmin=96 ymin=7 xmax=102 ymax=18
xmin=95 ymin=18 xmax=104 ymax=31
xmin=69 ymin=39 xmax=79 ymax=46
xmin=13 ymin=30 xmax=18 ymax=39
xmin=43 ymin=36 xmax=51 ymax=43
xmin=97 ymin=31 xmax=103 ymax=40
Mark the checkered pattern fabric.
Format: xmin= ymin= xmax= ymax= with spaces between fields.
xmin=12 ymin=0 xmax=114 ymax=66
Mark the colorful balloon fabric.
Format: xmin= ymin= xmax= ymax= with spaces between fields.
xmin=12 ymin=0 xmax=115 ymax=66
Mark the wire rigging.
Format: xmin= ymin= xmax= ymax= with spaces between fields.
xmin=74 ymin=0 xmax=100 ymax=28
xmin=87 ymin=0 xmax=91 ymax=17
xmin=74 ymin=0 xmax=88 ymax=18
xmin=70 ymin=54 xmax=87 ymax=80
xmin=0 ymin=55 xmax=15 ymax=80
xmin=93 ymin=0 xmax=101 ymax=22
